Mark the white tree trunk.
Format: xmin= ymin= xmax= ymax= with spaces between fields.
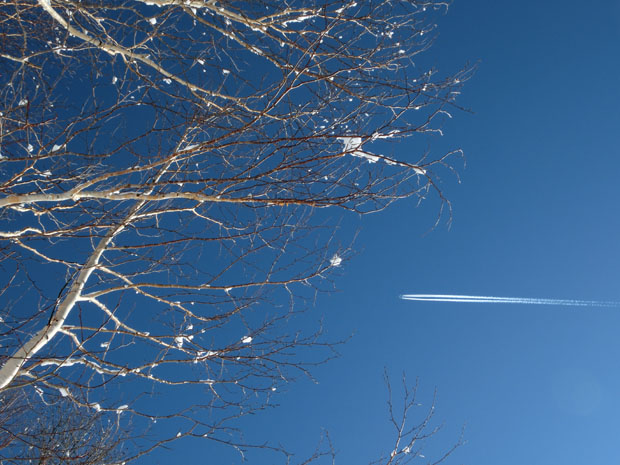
xmin=0 ymin=229 xmax=116 ymax=389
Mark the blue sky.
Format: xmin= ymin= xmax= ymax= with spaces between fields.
xmin=3 ymin=0 xmax=620 ymax=465
xmin=197 ymin=2 xmax=620 ymax=465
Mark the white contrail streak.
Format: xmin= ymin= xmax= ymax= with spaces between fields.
xmin=400 ymin=294 xmax=620 ymax=307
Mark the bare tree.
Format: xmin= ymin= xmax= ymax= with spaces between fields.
xmin=376 ymin=373 xmax=463 ymax=465
xmin=0 ymin=0 xmax=470 ymax=461
xmin=267 ymin=374 xmax=463 ymax=465
xmin=0 ymin=389 xmax=124 ymax=464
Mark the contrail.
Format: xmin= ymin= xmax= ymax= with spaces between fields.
xmin=400 ymin=294 xmax=620 ymax=308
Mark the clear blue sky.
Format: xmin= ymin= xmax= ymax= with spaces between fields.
xmin=150 ymin=2 xmax=620 ymax=464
